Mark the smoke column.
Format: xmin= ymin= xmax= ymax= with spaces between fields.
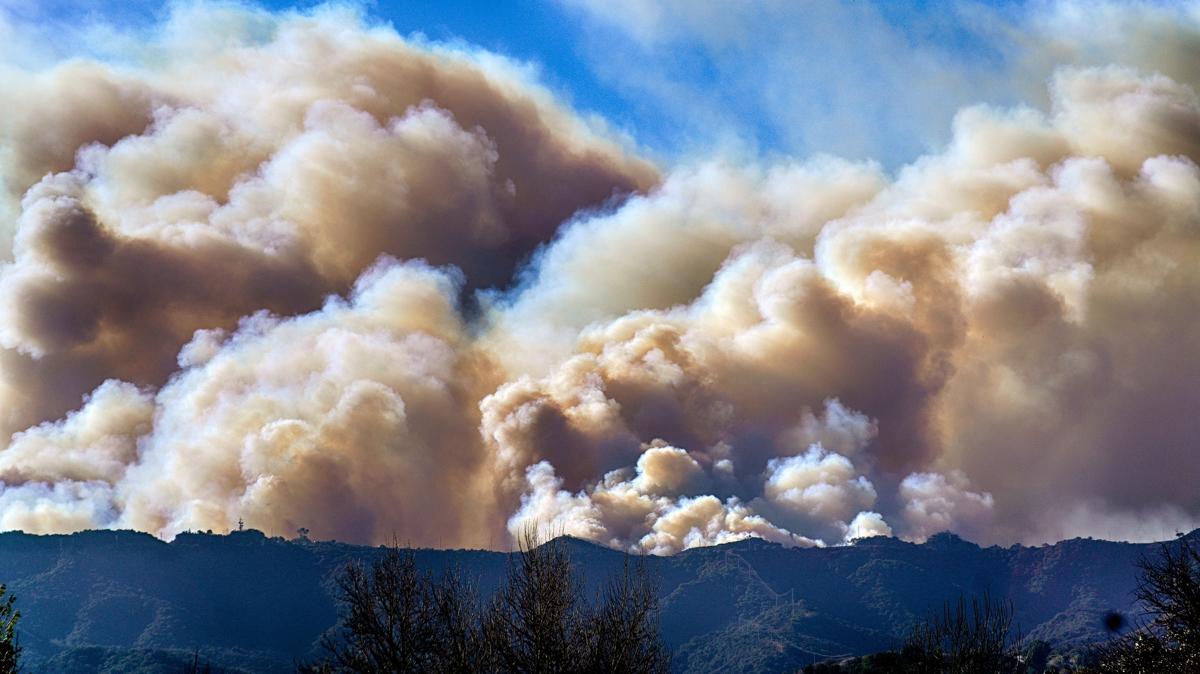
xmin=0 ymin=2 xmax=1199 ymax=551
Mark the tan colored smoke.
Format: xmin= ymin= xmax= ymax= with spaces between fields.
xmin=0 ymin=4 xmax=1198 ymax=551
xmin=0 ymin=4 xmax=655 ymax=437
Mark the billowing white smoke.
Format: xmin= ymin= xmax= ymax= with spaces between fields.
xmin=0 ymin=3 xmax=1198 ymax=551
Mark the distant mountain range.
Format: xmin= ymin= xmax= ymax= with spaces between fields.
xmin=0 ymin=528 xmax=1185 ymax=673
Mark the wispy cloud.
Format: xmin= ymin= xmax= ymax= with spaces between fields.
xmin=559 ymin=0 xmax=1200 ymax=167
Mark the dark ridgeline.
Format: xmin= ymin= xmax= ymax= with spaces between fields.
xmin=0 ymin=528 xmax=1195 ymax=673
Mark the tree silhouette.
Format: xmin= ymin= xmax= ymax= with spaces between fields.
xmin=899 ymin=592 xmax=1023 ymax=674
xmin=1089 ymin=535 xmax=1200 ymax=673
xmin=583 ymin=556 xmax=670 ymax=674
xmin=0 ymin=585 xmax=19 ymax=674
xmin=427 ymin=563 xmax=484 ymax=674
xmin=181 ymin=649 xmax=213 ymax=674
xmin=483 ymin=530 xmax=589 ymax=673
xmin=301 ymin=549 xmax=489 ymax=673
xmin=306 ymin=549 xmax=439 ymax=672
xmin=304 ymin=530 xmax=670 ymax=673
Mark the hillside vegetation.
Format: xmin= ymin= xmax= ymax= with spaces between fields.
xmin=0 ymin=529 xmax=1185 ymax=673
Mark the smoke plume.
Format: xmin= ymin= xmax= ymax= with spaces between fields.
xmin=0 ymin=2 xmax=1199 ymax=551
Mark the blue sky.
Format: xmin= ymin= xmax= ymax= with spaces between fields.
xmin=356 ymin=0 xmax=1034 ymax=167
xmin=2 ymin=1 xmax=1179 ymax=169
xmin=2 ymin=0 xmax=629 ymax=120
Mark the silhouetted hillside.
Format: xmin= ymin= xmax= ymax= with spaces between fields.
xmin=0 ymin=529 xmax=1185 ymax=673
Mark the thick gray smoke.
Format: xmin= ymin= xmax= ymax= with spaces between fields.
xmin=0 ymin=2 xmax=1198 ymax=552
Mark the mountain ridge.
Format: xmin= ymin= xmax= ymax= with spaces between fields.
xmin=0 ymin=528 xmax=1190 ymax=673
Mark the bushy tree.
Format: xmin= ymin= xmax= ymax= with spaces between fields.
xmin=302 ymin=549 xmax=483 ymax=673
xmin=428 ymin=563 xmax=484 ymax=674
xmin=481 ymin=529 xmax=670 ymax=674
xmin=899 ymin=593 xmax=1023 ymax=674
xmin=583 ymin=557 xmax=670 ymax=674
xmin=304 ymin=531 xmax=670 ymax=674
xmin=0 ymin=584 xmax=20 ymax=674
xmin=1088 ymin=535 xmax=1200 ymax=673
xmin=483 ymin=532 xmax=589 ymax=673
